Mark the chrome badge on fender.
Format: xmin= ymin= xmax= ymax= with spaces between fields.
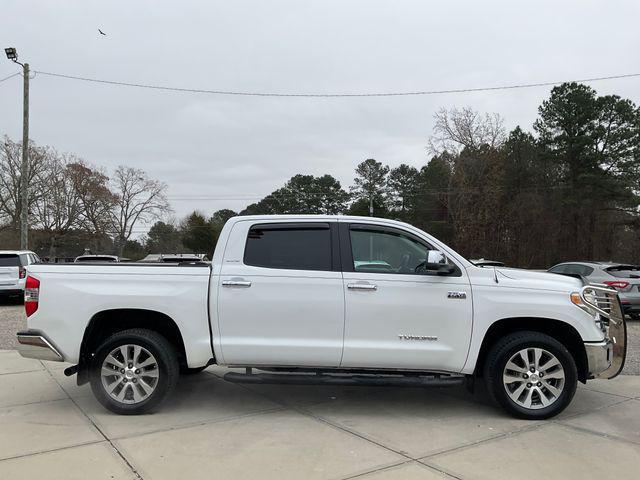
xmin=447 ymin=291 xmax=467 ymax=299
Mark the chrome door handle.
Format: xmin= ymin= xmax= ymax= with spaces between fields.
xmin=222 ymin=280 xmax=252 ymax=287
xmin=347 ymin=283 xmax=377 ymax=291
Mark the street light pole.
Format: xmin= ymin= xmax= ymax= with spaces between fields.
xmin=4 ymin=48 xmax=29 ymax=249
xmin=20 ymin=62 xmax=29 ymax=249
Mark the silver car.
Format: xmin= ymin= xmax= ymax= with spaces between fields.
xmin=548 ymin=261 xmax=640 ymax=319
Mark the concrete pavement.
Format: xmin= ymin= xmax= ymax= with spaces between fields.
xmin=0 ymin=349 xmax=639 ymax=479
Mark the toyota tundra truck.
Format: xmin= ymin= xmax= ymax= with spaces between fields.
xmin=16 ymin=215 xmax=627 ymax=419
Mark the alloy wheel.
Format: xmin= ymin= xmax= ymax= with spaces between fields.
xmin=100 ymin=344 xmax=159 ymax=404
xmin=502 ymin=347 xmax=565 ymax=410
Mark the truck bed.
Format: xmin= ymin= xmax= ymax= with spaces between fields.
xmin=25 ymin=262 xmax=213 ymax=367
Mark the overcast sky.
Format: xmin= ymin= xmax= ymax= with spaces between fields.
xmin=2 ymin=0 xmax=639 ymax=234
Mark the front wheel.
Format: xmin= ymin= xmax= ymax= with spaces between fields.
xmin=89 ymin=328 xmax=179 ymax=415
xmin=484 ymin=331 xmax=577 ymax=419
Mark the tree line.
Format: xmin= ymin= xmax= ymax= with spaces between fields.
xmin=0 ymin=140 xmax=170 ymax=258
xmin=233 ymin=82 xmax=640 ymax=267
xmin=2 ymin=82 xmax=639 ymax=266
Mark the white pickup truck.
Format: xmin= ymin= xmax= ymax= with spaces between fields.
xmin=17 ymin=215 xmax=626 ymax=419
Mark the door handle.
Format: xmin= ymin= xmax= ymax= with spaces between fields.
xmin=347 ymin=283 xmax=377 ymax=291
xmin=222 ymin=280 xmax=252 ymax=287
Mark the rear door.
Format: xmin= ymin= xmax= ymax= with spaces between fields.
xmin=0 ymin=254 xmax=20 ymax=288
xmin=216 ymin=220 xmax=345 ymax=367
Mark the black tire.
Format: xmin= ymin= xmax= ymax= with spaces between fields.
xmin=180 ymin=366 xmax=208 ymax=375
xmin=483 ymin=331 xmax=578 ymax=420
xmin=89 ymin=328 xmax=179 ymax=415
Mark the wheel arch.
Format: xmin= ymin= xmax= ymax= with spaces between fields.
xmin=473 ymin=317 xmax=588 ymax=383
xmin=77 ymin=308 xmax=188 ymax=385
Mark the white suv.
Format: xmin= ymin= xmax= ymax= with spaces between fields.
xmin=0 ymin=250 xmax=40 ymax=299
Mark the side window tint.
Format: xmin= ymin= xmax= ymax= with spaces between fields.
xmin=563 ymin=265 xmax=580 ymax=275
xmin=549 ymin=265 xmax=566 ymax=274
xmin=575 ymin=265 xmax=593 ymax=276
xmin=244 ymin=224 xmax=332 ymax=271
xmin=350 ymin=228 xmax=431 ymax=274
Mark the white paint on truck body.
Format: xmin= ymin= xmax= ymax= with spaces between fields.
xmin=25 ymin=215 xmax=605 ymax=373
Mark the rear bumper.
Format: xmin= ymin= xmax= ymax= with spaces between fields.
xmin=621 ymin=303 xmax=640 ymax=315
xmin=16 ymin=331 xmax=64 ymax=362
xmin=0 ymin=288 xmax=23 ymax=296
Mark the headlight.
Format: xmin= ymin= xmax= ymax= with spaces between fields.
xmin=570 ymin=292 xmax=606 ymax=332
xmin=570 ymin=292 xmax=597 ymax=316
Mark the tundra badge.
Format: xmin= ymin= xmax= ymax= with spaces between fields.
xmin=398 ymin=334 xmax=438 ymax=341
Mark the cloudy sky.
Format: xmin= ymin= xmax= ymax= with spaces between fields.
xmin=2 ymin=0 xmax=639 ymax=233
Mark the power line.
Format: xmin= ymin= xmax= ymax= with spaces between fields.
xmin=31 ymin=70 xmax=640 ymax=98
xmin=0 ymin=72 xmax=21 ymax=83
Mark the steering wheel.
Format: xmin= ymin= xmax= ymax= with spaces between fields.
xmin=414 ymin=260 xmax=426 ymax=273
xmin=398 ymin=253 xmax=411 ymax=274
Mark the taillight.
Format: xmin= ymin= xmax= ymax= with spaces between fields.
xmin=24 ymin=276 xmax=39 ymax=317
xmin=19 ymin=266 xmax=26 ymax=279
xmin=603 ymin=280 xmax=631 ymax=292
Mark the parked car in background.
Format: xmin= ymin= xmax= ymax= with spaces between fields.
xmin=139 ymin=253 xmax=209 ymax=263
xmin=471 ymin=259 xmax=506 ymax=268
xmin=548 ymin=262 xmax=640 ymax=319
xmin=74 ymin=255 xmax=120 ymax=263
xmin=0 ymin=250 xmax=40 ymax=299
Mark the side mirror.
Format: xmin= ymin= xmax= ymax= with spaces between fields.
xmin=423 ymin=250 xmax=455 ymax=275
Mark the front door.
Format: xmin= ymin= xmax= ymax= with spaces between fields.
xmin=340 ymin=223 xmax=473 ymax=372
xmin=217 ymin=220 xmax=344 ymax=367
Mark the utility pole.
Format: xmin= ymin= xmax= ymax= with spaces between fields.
xmin=4 ymin=48 xmax=29 ymax=249
xmin=20 ymin=62 xmax=29 ymax=249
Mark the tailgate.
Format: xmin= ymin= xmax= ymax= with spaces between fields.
xmin=0 ymin=266 xmax=19 ymax=286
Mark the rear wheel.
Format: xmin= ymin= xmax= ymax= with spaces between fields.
xmin=90 ymin=328 xmax=179 ymax=415
xmin=484 ymin=331 xmax=577 ymax=419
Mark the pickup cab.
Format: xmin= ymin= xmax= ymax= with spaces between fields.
xmin=16 ymin=215 xmax=627 ymax=419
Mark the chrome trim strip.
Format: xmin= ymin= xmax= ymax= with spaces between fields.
xmin=16 ymin=332 xmax=64 ymax=362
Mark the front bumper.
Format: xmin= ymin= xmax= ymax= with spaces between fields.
xmin=582 ymin=287 xmax=627 ymax=380
xmin=16 ymin=331 xmax=64 ymax=362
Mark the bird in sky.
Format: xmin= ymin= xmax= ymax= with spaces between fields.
xmin=98 ymin=29 xmax=106 ymax=36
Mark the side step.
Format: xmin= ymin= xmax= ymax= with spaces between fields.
xmin=223 ymin=371 xmax=465 ymax=388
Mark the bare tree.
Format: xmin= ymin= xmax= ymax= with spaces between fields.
xmin=0 ymin=136 xmax=48 ymax=228
xmin=31 ymin=151 xmax=86 ymax=256
xmin=67 ymin=161 xmax=118 ymax=235
xmin=428 ymin=107 xmax=506 ymax=155
xmin=110 ymin=166 xmax=171 ymax=255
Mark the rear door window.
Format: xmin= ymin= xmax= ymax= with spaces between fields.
xmin=575 ymin=265 xmax=594 ymax=276
xmin=0 ymin=254 xmax=20 ymax=267
xmin=244 ymin=223 xmax=332 ymax=271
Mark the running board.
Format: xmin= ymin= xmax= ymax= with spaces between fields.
xmin=223 ymin=371 xmax=465 ymax=388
